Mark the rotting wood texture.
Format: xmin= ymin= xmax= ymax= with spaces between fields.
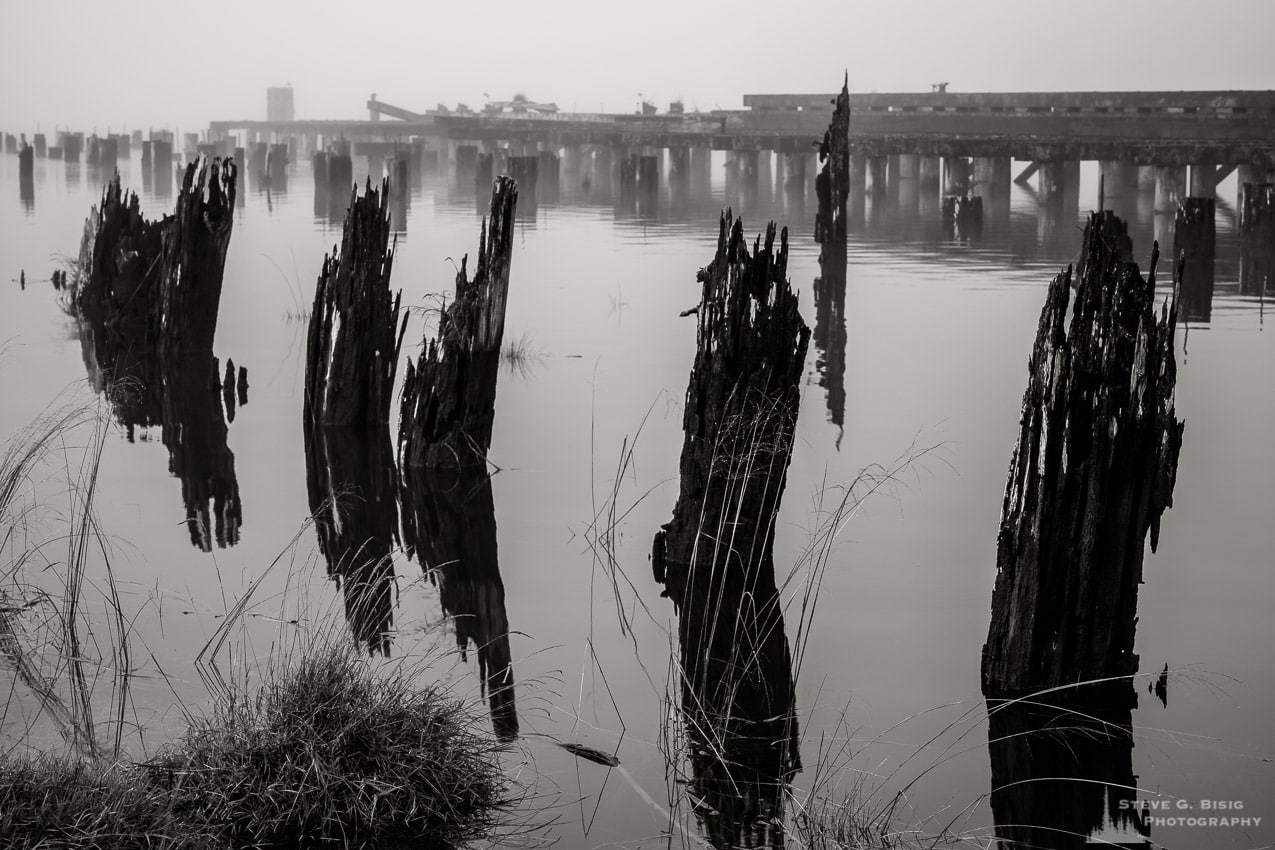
xmin=981 ymin=211 xmax=1184 ymax=701
xmin=398 ymin=176 xmax=518 ymax=470
xmin=304 ymin=178 xmax=407 ymax=429
xmin=157 ymin=156 xmax=238 ymax=358
xmin=814 ymin=75 xmax=850 ymax=281
xmin=651 ymin=209 xmax=807 ymax=844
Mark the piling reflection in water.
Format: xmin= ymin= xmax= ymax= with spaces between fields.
xmin=399 ymin=467 xmax=517 ymax=741
xmin=304 ymin=422 xmax=399 ymax=656
xmin=986 ymin=687 xmax=1151 ymax=849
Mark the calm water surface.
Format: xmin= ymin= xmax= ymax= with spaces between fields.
xmin=1 ymin=150 xmax=1272 ymax=849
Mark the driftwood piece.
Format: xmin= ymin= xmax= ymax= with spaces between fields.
xmin=814 ymin=75 xmax=850 ymax=280
xmin=399 ymin=466 xmax=516 ymax=740
xmin=398 ymin=176 xmax=518 ymax=470
xmin=157 ymin=155 xmax=237 ymax=358
xmin=651 ymin=209 xmax=807 ymax=843
xmin=981 ymin=212 xmax=1184 ymax=700
xmin=304 ymin=178 xmax=406 ymax=428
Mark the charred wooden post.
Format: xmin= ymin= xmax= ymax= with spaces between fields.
xmin=79 ymin=173 xmax=166 ymax=346
xmin=1173 ymin=197 xmax=1216 ymax=321
xmin=141 ymin=140 xmax=152 ymax=170
xmin=1239 ymin=182 xmax=1275 ymax=296
xmin=981 ymin=212 xmax=1184 ymax=701
xmin=157 ymin=155 xmax=237 ymax=359
xmin=151 ymin=140 xmax=173 ymax=196
xmin=18 ymin=141 xmax=33 ymax=207
xmin=399 ymin=466 xmax=517 ymax=740
xmin=304 ymin=178 xmax=406 ymax=429
xmin=304 ymin=420 xmax=399 ymax=655
xmin=398 ymin=177 xmax=518 ymax=470
xmin=814 ymin=75 xmax=850 ymax=282
xmin=652 ymin=210 xmax=807 ymax=842
xmin=506 ymin=156 xmax=538 ymax=211
xmin=267 ymin=143 xmax=288 ymax=188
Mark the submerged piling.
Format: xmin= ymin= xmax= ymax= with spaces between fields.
xmin=981 ymin=212 xmax=1184 ymax=701
xmin=398 ymin=176 xmax=518 ymax=470
xmin=651 ymin=210 xmax=807 ymax=842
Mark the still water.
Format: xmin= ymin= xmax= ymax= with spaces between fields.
xmin=1 ymin=150 xmax=1272 ymax=849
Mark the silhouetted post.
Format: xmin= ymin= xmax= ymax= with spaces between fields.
xmin=152 ymin=140 xmax=173 ymax=195
xmin=507 ymin=156 xmax=538 ymax=210
xmin=312 ymin=151 xmax=329 ymax=218
xmin=304 ymin=179 xmax=406 ymax=429
xmin=537 ymin=149 xmax=560 ymax=203
xmin=141 ymin=140 xmax=152 ymax=170
xmin=399 ymin=177 xmax=518 ymax=470
xmin=33 ymin=134 xmax=46 ymax=158
xmin=942 ymin=195 xmax=983 ymax=240
xmin=157 ymin=156 xmax=238 ymax=359
xmin=326 ymin=153 xmax=353 ymax=223
xmin=814 ymin=76 xmax=850 ymax=283
xmin=475 ymin=153 xmax=493 ymax=195
xmin=63 ymin=132 xmax=83 ymax=163
xmin=982 ymin=212 xmax=1183 ymax=702
xmin=1173 ymin=197 xmax=1216 ymax=321
xmin=78 ymin=174 xmax=166 ymax=337
xmin=651 ymin=211 xmax=807 ymax=842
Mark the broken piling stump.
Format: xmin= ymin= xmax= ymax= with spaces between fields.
xmin=398 ymin=176 xmax=518 ymax=470
xmin=304 ymin=178 xmax=406 ymax=429
xmin=157 ymin=156 xmax=237 ymax=358
xmin=651 ymin=209 xmax=807 ymax=842
xmin=814 ymin=75 xmax=850 ymax=281
xmin=326 ymin=153 xmax=354 ymax=223
xmin=981 ymin=212 xmax=1184 ymax=702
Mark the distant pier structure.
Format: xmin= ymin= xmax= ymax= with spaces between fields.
xmin=207 ymin=89 xmax=1275 ymax=212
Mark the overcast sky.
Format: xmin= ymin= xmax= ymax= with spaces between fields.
xmin=2 ymin=0 xmax=1272 ymax=133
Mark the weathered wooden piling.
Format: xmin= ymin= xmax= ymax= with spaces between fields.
xmin=475 ymin=153 xmax=494 ymax=194
xmin=981 ymin=212 xmax=1184 ymax=701
xmin=312 ymin=152 xmax=329 ymax=219
xmin=151 ymin=140 xmax=173 ymax=195
xmin=399 ymin=466 xmax=517 ymax=739
xmin=304 ymin=179 xmax=406 ymax=429
xmin=78 ymin=173 xmax=166 ymax=341
xmin=652 ymin=211 xmax=809 ymax=612
xmin=651 ymin=210 xmax=807 ymax=844
xmin=248 ymin=142 xmax=267 ymax=188
xmin=33 ymin=134 xmax=46 ymax=158
xmin=1239 ymin=182 xmax=1275 ymax=296
xmin=398 ymin=177 xmax=518 ymax=470
xmin=814 ymin=76 xmax=850 ymax=281
xmin=18 ymin=140 xmax=33 ymax=181
xmin=304 ymin=421 xmax=399 ymax=655
xmin=1173 ymin=197 xmax=1216 ymax=321
xmin=62 ymin=132 xmax=83 ymax=163
xmin=156 ymin=156 xmax=238 ymax=358
xmin=536 ymin=150 xmax=560 ymax=202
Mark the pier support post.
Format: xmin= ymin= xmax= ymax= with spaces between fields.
xmin=1154 ymin=166 xmax=1186 ymax=213
xmin=1174 ymin=197 xmax=1216 ymax=321
xmin=1189 ymin=162 xmax=1217 ymax=199
xmin=919 ymin=156 xmax=941 ymax=191
xmin=943 ymin=156 xmax=971 ymax=196
xmin=867 ymin=156 xmax=888 ymax=195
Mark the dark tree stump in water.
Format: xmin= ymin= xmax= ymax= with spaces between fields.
xmin=651 ymin=210 xmax=807 ymax=844
xmin=398 ymin=176 xmax=518 ymax=470
xmin=981 ymin=212 xmax=1184 ymax=701
xmin=304 ymin=178 xmax=406 ymax=429
xmin=157 ymin=156 xmax=237 ymax=359
xmin=78 ymin=173 xmax=166 ymax=338
xmin=399 ymin=466 xmax=517 ymax=740
xmin=814 ymin=75 xmax=849 ymax=281
xmin=304 ymin=421 xmax=399 ymax=655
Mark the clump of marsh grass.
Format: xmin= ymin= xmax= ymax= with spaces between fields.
xmin=149 ymin=638 xmax=507 ymax=848
xmin=0 ymin=755 xmax=217 ymax=849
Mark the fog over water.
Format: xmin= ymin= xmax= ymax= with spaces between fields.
xmin=3 ymin=0 xmax=1275 ymax=130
